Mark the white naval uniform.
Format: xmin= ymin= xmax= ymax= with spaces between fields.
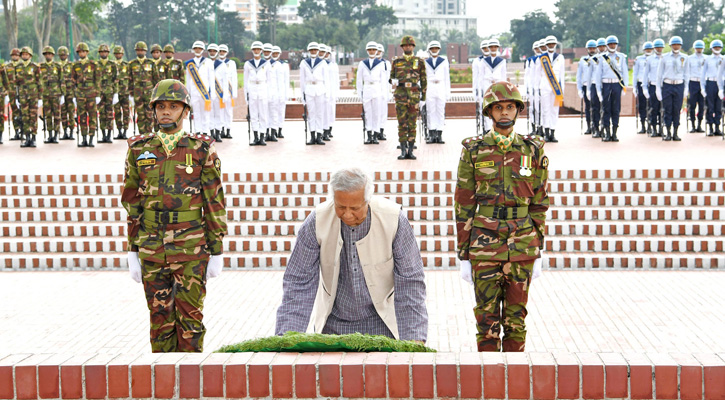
xmin=356 ymin=57 xmax=387 ymax=133
xmin=533 ymin=51 xmax=566 ymax=130
xmin=184 ymin=56 xmax=215 ymax=133
xmin=264 ymin=57 xmax=279 ymax=133
xmin=300 ymin=57 xmax=328 ymax=133
xmin=325 ymin=59 xmax=340 ymax=130
xmin=525 ymin=54 xmax=539 ymax=127
xmin=270 ymin=59 xmax=289 ymax=129
xmin=222 ymin=58 xmax=238 ymax=131
xmin=424 ymin=55 xmax=451 ymax=131
xmin=211 ymin=59 xmax=228 ymax=132
xmin=378 ymin=57 xmax=392 ymax=131
xmin=243 ymin=57 xmax=272 ymax=133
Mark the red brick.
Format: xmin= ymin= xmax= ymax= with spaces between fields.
xmin=459 ymin=352 xmax=482 ymax=399
xmin=435 ymin=352 xmax=458 ymax=398
xmin=130 ymin=354 xmax=156 ymax=399
xmin=61 ymin=354 xmax=94 ymax=399
xmin=482 ymin=353 xmax=506 ymax=399
xmin=317 ymin=352 xmax=342 ymax=397
xmin=577 ymin=353 xmax=604 ymax=399
xmin=600 ymin=352 xmax=629 ymax=399
xmin=553 ymin=353 xmax=579 ymax=399
xmin=388 ymin=353 xmax=411 ymax=398
xmin=364 ymin=353 xmax=388 ymax=398
xmin=16 ymin=354 xmax=55 ymax=400
xmin=294 ymin=353 xmax=320 ymax=398
xmin=647 ymin=353 xmax=678 ymax=400
xmin=178 ymin=353 xmax=207 ymax=399
xmin=201 ymin=353 xmax=230 ymax=398
xmin=226 ymin=353 xmax=253 ymax=398
xmin=507 ymin=353 xmax=531 ymax=399
xmin=106 ymin=354 xmax=137 ymax=399
xmin=0 ymin=355 xmax=31 ymax=399
xmin=693 ymin=353 xmax=725 ymax=400
xmin=83 ymin=354 xmax=118 ymax=399
xmin=412 ymin=353 xmax=435 ymax=398
xmin=530 ymin=353 xmax=555 ymax=400
xmin=671 ymin=353 xmax=702 ymax=400
xmin=624 ymin=353 xmax=653 ymax=400
xmin=247 ymin=352 xmax=275 ymax=398
xmin=271 ymin=353 xmax=297 ymax=398
xmin=342 ymin=353 xmax=366 ymax=398
xmin=38 ymin=354 xmax=72 ymax=399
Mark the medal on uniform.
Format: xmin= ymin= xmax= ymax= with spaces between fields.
xmin=185 ymin=154 xmax=193 ymax=174
xmin=520 ymin=155 xmax=532 ymax=177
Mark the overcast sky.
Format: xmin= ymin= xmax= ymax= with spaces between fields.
xmin=469 ymin=1 xmax=558 ymax=38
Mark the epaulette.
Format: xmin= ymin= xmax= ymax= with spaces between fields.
xmin=188 ymin=132 xmax=215 ymax=147
xmin=522 ymin=134 xmax=545 ymax=149
xmin=127 ymin=133 xmax=155 ymax=147
xmin=461 ymin=135 xmax=483 ymax=149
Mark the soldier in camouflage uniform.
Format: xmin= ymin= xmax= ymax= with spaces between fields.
xmin=162 ymin=44 xmax=185 ymax=83
xmin=72 ymin=42 xmax=101 ymax=147
xmin=0 ymin=57 xmax=10 ymax=144
xmin=57 ymin=46 xmax=76 ymax=140
xmin=113 ymin=45 xmax=131 ymax=139
xmin=150 ymin=44 xmax=163 ymax=67
xmin=7 ymin=48 xmax=23 ymax=140
xmin=128 ymin=41 xmax=161 ymax=134
xmin=96 ymin=44 xmax=119 ymax=143
xmin=454 ymin=82 xmax=549 ymax=352
xmin=16 ymin=47 xmax=43 ymax=148
xmin=39 ymin=46 xmax=65 ymax=144
xmin=122 ymin=79 xmax=227 ymax=352
xmin=390 ymin=35 xmax=427 ymax=160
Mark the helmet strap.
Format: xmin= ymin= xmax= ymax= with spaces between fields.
xmin=494 ymin=109 xmax=519 ymax=129
xmin=154 ymin=105 xmax=188 ymax=131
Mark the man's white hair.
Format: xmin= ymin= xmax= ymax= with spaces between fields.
xmin=329 ymin=167 xmax=374 ymax=202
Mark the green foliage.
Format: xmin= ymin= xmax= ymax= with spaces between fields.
xmin=703 ymin=33 xmax=725 ymax=55
xmin=450 ymin=67 xmax=472 ymax=84
xmin=673 ymin=0 xmax=724 ymax=49
xmin=274 ymin=15 xmax=359 ymax=50
xmin=217 ymin=332 xmax=437 ymax=353
xmin=297 ymin=0 xmax=396 ymax=41
xmin=509 ymin=10 xmax=559 ymax=61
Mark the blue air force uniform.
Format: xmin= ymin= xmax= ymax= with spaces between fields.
xmin=655 ymin=51 xmax=688 ymax=139
xmin=589 ymin=53 xmax=602 ymax=134
xmin=594 ymin=50 xmax=628 ymax=135
xmin=701 ymin=50 xmax=724 ymax=135
xmin=644 ymin=54 xmax=664 ymax=135
xmin=685 ymin=52 xmax=706 ymax=130
xmin=632 ymin=53 xmax=650 ymax=130
xmin=576 ymin=54 xmax=594 ymax=133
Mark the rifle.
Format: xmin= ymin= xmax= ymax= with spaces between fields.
xmin=360 ymin=88 xmax=367 ymax=144
xmin=40 ymin=114 xmax=47 ymax=144
xmin=634 ymin=90 xmax=638 ymax=132
xmin=76 ymin=113 xmax=81 ymax=147
xmin=475 ymin=90 xmax=481 ymax=134
xmin=422 ymin=103 xmax=430 ymax=143
xmin=580 ymin=96 xmax=583 ymax=135
xmin=188 ymin=109 xmax=193 ymax=134
xmin=246 ymin=95 xmax=252 ymax=146
xmin=303 ymin=94 xmax=310 ymax=145
xmin=537 ymin=89 xmax=542 ymax=136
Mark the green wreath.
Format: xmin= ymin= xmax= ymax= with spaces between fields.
xmin=217 ymin=332 xmax=436 ymax=353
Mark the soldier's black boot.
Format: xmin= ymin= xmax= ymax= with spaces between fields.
xmin=68 ymin=127 xmax=75 ymax=140
xmin=44 ymin=131 xmax=53 ymax=144
xmin=258 ymin=131 xmax=267 ymax=146
xmin=715 ymin=125 xmax=723 ymax=136
xmin=585 ymin=124 xmax=592 ymax=134
xmin=250 ymin=131 xmax=259 ymax=146
xmin=592 ymin=125 xmax=601 ymax=138
xmin=664 ymin=126 xmax=672 ymax=141
xmin=406 ymin=141 xmax=417 ymax=160
xmin=543 ymin=128 xmax=550 ymax=142
xmin=0 ymin=132 xmax=4 ymax=144
xmin=20 ymin=132 xmax=30 ymax=148
xmin=30 ymin=134 xmax=37 ymax=148
xmin=602 ymin=126 xmax=612 ymax=142
xmin=696 ymin=119 xmax=704 ymax=133
xmin=307 ymin=131 xmax=317 ymax=145
xmin=638 ymin=120 xmax=646 ymax=134
xmin=689 ymin=120 xmax=696 ymax=133
xmin=672 ymin=126 xmax=681 ymax=141
xmin=227 ymin=128 xmax=233 ymax=139
xmin=79 ymin=135 xmax=88 ymax=147
xmin=378 ymin=128 xmax=386 ymax=140
xmin=276 ymin=128 xmax=283 ymax=139
xmin=658 ymin=123 xmax=664 ymax=137
xmin=397 ymin=141 xmax=407 ymax=160
xmin=217 ymin=129 xmax=224 ymax=143
xmin=371 ymin=131 xmax=379 ymax=144
xmin=270 ymin=128 xmax=278 ymax=141
xmin=706 ymin=123 xmax=714 ymax=137
xmin=322 ymin=129 xmax=330 ymax=141
xmin=646 ymin=123 xmax=652 ymax=135
xmin=268 ymin=128 xmax=278 ymax=142
xmin=328 ymin=127 xmax=333 ymax=138
xmin=315 ymin=131 xmax=326 ymax=145
xmin=549 ymin=129 xmax=558 ymax=143
xmin=61 ymin=127 xmax=69 ymax=140
xmin=438 ymin=130 xmax=445 ymax=144
xmin=88 ymin=135 xmax=95 ymax=147
xmin=364 ymin=131 xmax=374 ymax=145
xmin=611 ymin=126 xmax=619 ymax=142
xmin=52 ymin=130 xmax=60 ymax=143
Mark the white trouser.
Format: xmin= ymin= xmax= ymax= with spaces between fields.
xmin=426 ymin=96 xmax=446 ymax=130
xmin=211 ymin=98 xmax=224 ymax=131
xmin=189 ymin=96 xmax=210 ymax=133
xmin=326 ymin=98 xmax=335 ymax=129
xmin=363 ymin=96 xmax=385 ymax=132
xmin=276 ymin=99 xmax=286 ymax=128
xmin=306 ymin=94 xmax=325 ymax=132
xmin=539 ymin=91 xmax=560 ymax=129
xmin=249 ymin=96 xmax=268 ymax=133
xmin=223 ymin=99 xmax=233 ymax=129
xmin=267 ymin=97 xmax=279 ymax=131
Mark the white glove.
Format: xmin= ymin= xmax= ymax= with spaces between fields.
xmin=459 ymin=260 xmax=473 ymax=285
xmin=38 ymin=99 xmax=43 ymax=108
xmin=15 ymin=99 xmax=20 ymax=108
xmin=206 ymin=255 xmax=224 ymax=279
xmin=720 ymin=90 xmax=725 ymax=100
xmin=4 ymin=95 xmax=8 ymax=104
xmin=598 ymin=93 xmax=604 ymax=103
xmin=95 ymin=97 xmax=101 ymax=105
xmin=532 ymin=255 xmax=543 ymax=280
xmin=391 ymin=78 xmax=399 ymax=87
xmin=127 ymin=252 xmax=142 ymax=283
xmin=129 ymin=96 xmax=135 ymax=107
xmin=643 ymin=90 xmax=650 ymax=99
xmin=577 ymin=89 xmax=583 ymax=99
xmin=621 ymin=89 xmax=627 ymax=97
xmin=419 ymin=100 xmax=426 ymax=108
xmin=656 ymin=89 xmax=662 ymax=102
xmin=72 ymin=98 xmax=77 ymax=107
xmin=60 ymin=95 xmax=65 ymax=106
xmin=112 ymin=93 xmax=119 ymax=105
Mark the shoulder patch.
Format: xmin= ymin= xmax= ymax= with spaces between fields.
xmin=191 ymin=132 xmax=215 ymax=146
xmin=461 ymin=135 xmax=483 ymax=149
xmin=541 ymin=156 xmax=549 ymax=168
xmin=522 ymin=134 xmax=545 ymax=149
xmin=127 ymin=133 xmax=155 ymax=147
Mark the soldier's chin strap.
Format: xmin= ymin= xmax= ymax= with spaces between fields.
xmin=155 ymin=105 xmax=189 ymax=130
xmin=494 ymin=110 xmax=519 ymax=129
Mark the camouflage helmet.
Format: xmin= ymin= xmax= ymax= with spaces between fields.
xmin=10 ymin=48 xmax=20 ymax=56
xmin=42 ymin=46 xmax=55 ymax=55
xmin=20 ymin=46 xmax=33 ymax=56
xmin=482 ymin=81 xmax=526 ymax=118
xmin=113 ymin=45 xmax=124 ymax=54
xmin=76 ymin=42 xmax=90 ymax=52
xmin=163 ymin=44 xmax=175 ymax=53
xmin=135 ymin=41 xmax=148 ymax=51
xmin=150 ymin=79 xmax=191 ymax=108
xmin=98 ymin=44 xmax=110 ymax=53
xmin=400 ymin=35 xmax=416 ymax=47
xmin=151 ymin=44 xmax=163 ymax=53
xmin=57 ymin=46 xmax=69 ymax=56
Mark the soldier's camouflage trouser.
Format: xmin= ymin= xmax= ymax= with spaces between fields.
xmin=134 ymin=93 xmax=153 ymax=134
xmin=60 ymin=96 xmax=76 ymax=130
xmin=114 ymin=94 xmax=130 ymax=132
xmin=19 ymin=94 xmax=39 ymax=136
xmin=141 ymin=256 xmax=208 ymax=352
xmin=395 ymin=97 xmax=419 ymax=143
xmin=98 ymin=92 xmax=115 ymax=131
xmin=42 ymin=95 xmax=62 ymax=131
xmin=472 ymin=259 xmax=534 ymax=352
xmin=0 ymin=95 xmax=5 ymax=134
xmin=9 ymin=92 xmax=20 ymax=128
xmin=76 ymin=95 xmax=97 ymax=136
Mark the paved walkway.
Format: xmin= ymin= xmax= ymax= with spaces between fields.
xmin=2 ymin=270 xmax=723 ymax=354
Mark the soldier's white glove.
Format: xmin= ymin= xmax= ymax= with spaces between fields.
xmin=633 ymin=86 xmax=637 ymax=97
xmin=720 ymin=90 xmax=725 ymax=100
xmin=532 ymin=254 xmax=543 ymax=280
xmin=129 ymin=96 xmax=135 ymax=107
xmin=4 ymin=95 xmax=8 ymax=104
xmin=643 ymin=89 xmax=650 ymax=99
xmin=577 ymin=89 xmax=584 ymax=99
xmin=598 ymin=92 xmax=604 ymax=103
xmin=95 ymin=97 xmax=101 ymax=105
xmin=419 ymin=100 xmax=426 ymax=108
xmin=60 ymin=95 xmax=65 ymax=106
xmin=683 ymin=88 xmax=689 ymax=99
xmin=656 ymin=89 xmax=663 ymax=102
xmin=15 ymin=99 xmax=20 ymax=108
xmin=391 ymin=78 xmax=399 ymax=87
xmin=72 ymin=98 xmax=77 ymax=107
xmin=38 ymin=99 xmax=43 ymax=108
xmin=621 ymin=89 xmax=627 ymax=97
xmin=127 ymin=252 xmax=142 ymax=283
xmin=459 ymin=260 xmax=473 ymax=285
xmin=112 ymin=93 xmax=119 ymax=105
xmin=206 ymin=255 xmax=224 ymax=279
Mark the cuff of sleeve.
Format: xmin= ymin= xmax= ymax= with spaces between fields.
xmin=129 ymin=243 xmax=139 ymax=252
xmin=206 ymin=238 xmax=223 ymax=255
xmin=457 ymin=249 xmax=469 ymax=261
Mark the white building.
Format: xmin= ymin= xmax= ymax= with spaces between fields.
xmin=378 ymin=0 xmax=475 ymax=37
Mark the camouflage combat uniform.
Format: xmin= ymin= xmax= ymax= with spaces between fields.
xmin=162 ymin=45 xmax=185 ymax=83
xmin=7 ymin=49 xmax=22 ymax=137
xmin=390 ymin=36 xmax=427 ymax=149
xmin=454 ymin=82 xmax=549 ymax=352
xmin=128 ymin=41 xmax=160 ymax=134
xmin=113 ymin=46 xmax=131 ymax=138
xmin=72 ymin=42 xmax=101 ymax=140
xmin=39 ymin=46 xmax=65 ymax=142
xmin=96 ymin=45 xmax=119 ymax=141
xmin=15 ymin=48 xmax=43 ymax=146
xmin=57 ymin=47 xmax=76 ymax=137
xmin=121 ymin=79 xmax=227 ymax=352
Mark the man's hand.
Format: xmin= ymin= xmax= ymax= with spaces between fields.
xmin=643 ymin=90 xmax=650 ymax=99
xmin=72 ymin=98 xmax=77 ymax=107
xmin=128 ymin=252 xmax=142 ymax=283
xmin=206 ymin=255 xmax=223 ymax=279
xmin=112 ymin=93 xmax=119 ymax=105
xmin=38 ymin=99 xmax=43 ymax=108
xmin=459 ymin=260 xmax=473 ymax=285
xmin=60 ymin=95 xmax=65 ymax=106
xmin=532 ymin=253 xmax=543 ymax=280
xmin=391 ymin=78 xmax=399 ymax=88
xmin=577 ymin=89 xmax=584 ymax=99
xmin=597 ymin=92 xmax=604 ymax=103
xmin=95 ymin=97 xmax=101 ymax=105
xmin=129 ymin=96 xmax=135 ymax=107
xmin=419 ymin=100 xmax=426 ymax=108
xmin=656 ymin=89 xmax=662 ymax=102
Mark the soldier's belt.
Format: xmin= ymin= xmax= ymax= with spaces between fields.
xmin=144 ymin=209 xmax=202 ymax=224
xmin=478 ymin=206 xmax=529 ymax=220
xmin=404 ymin=82 xmax=413 ymax=88
xmin=663 ymin=79 xmax=684 ymax=85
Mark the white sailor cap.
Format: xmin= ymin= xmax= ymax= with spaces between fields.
xmin=428 ymin=40 xmax=441 ymax=50
xmin=192 ymin=40 xmax=206 ymax=49
xmin=251 ymin=41 xmax=264 ymax=50
xmin=272 ymin=45 xmax=281 ymax=53
xmin=366 ymin=41 xmax=378 ymax=50
xmin=376 ymin=43 xmax=384 ymax=52
xmin=307 ymin=42 xmax=319 ymax=51
xmin=218 ymin=44 xmax=229 ymax=52
xmin=207 ymin=43 xmax=219 ymax=52
xmin=488 ymin=38 xmax=500 ymax=47
xmin=318 ymin=44 xmax=328 ymax=52
xmin=545 ymin=35 xmax=558 ymax=45
xmin=480 ymin=40 xmax=489 ymax=48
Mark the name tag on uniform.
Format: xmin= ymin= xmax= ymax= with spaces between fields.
xmin=475 ymin=161 xmax=495 ymax=168
xmin=138 ymin=159 xmax=156 ymax=166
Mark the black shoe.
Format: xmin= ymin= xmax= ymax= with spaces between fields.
xmin=603 ymin=126 xmax=612 ymax=142
xmin=696 ymin=120 xmax=704 ymax=132
xmin=268 ymin=128 xmax=278 ymax=142
xmin=276 ymin=128 xmax=283 ymax=139
xmin=114 ymin=128 xmax=124 ymax=140
xmin=68 ymin=127 xmax=75 ymax=140
xmin=406 ymin=141 xmax=417 ymax=159
xmin=646 ymin=125 xmax=652 ymax=134
xmin=322 ymin=129 xmax=330 ymax=141
xmin=270 ymin=129 xmax=278 ymax=141
xmin=250 ymin=131 xmax=259 ymax=146
xmin=52 ymin=130 xmax=60 ymax=143
xmin=20 ymin=133 xmax=30 ymax=148
xmin=227 ymin=128 xmax=233 ymax=139
xmin=79 ymin=135 xmax=88 ymax=147
xmin=611 ymin=127 xmax=619 ymax=142
xmin=437 ymin=130 xmax=445 ymax=144
xmin=88 ymin=135 xmax=95 ymax=147
xmin=217 ymin=129 xmax=224 ymax=143
xmin=715 ymin=126 xmax=724 ymax=136
xmin=425 ymin=130 xmax=433 ymax=144
xmin=673 ymin=126 xmax=681 ymax=141
xmin=257 ymin=131 xmax=266 ymax=146
xmin=306 ymin=131 xmax=317 ymax=145
xmin=11 ymin=130 xmax=21 ymax=140
xmin=549 ymin=129 xmax=558 ymax=143
xmin=315 ymin=132 xmax=325 ymax=145
xmin=543 ymin=128 xmax=551 ymax=142
xmin=364 ymin=131 xmax=374 ymax=145
xmin=378 ymin=128 xmax=385 ymax=140
xmin=707 ymin=124 xmax=714 ymax=137
xmin=664 ymin=127 xmax=672 ymax=141
xmin=371 ymin=132 xmax=379 ymax=144
xmin=689 ymin=121 xmax=696 ymax=133
xmin=592 ymin=126 xmax=601 ymax=138
xmin=637 ymin=123 xmax=646 ymax=134
xmin=44 ymin=132 xmax=53 ymax=144
xmin=328 ymin=127 xmax=333 ymax=138
xmin=397 ymin=141 xmax=407 ymax=160
xmin=0 ymin=132 xmax=3 ymax=144
xmin=585 ymin=126 xmax=592 ymax=134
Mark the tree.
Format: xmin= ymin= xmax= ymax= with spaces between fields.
xmin=297 ymin=0 xmax=396 ymax=41
xmin=509 ymin=10 xmax=558 ymax=61
xmin=275 ymin=14 xmax=358 ymax=50
xmin=3 ymin=0 xmax=20 ymax=52
xmin=673 ymin=0 xmax=724 ymax=48
xmin=32 ymin=0 xmax=54 ymax=51
xmin=258 ymin=0 xmax=285 ymax=43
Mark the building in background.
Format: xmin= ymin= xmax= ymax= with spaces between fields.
xmin=278 ymin=0 xmax=303 ymax=25
xmin=378 ymin=0 xmax=476 ymax=37
xmin=221 ymin=0 xmax=300 ymax=33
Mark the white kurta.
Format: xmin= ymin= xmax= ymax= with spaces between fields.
xmin=424 ymin=56 xmax=451 ymax=131
xmin=184 ymin=57 xmax=215 ymax=133
xmin=243 ymin=58 xmax=272 ymax=132
xmin=356 ymin=58 xmax=387 ymax=132
xmin=300 ymin=57 xmax=328 ymax=132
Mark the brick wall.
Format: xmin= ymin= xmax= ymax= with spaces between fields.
xmin=2 ymin=352 xmax=724 ymax=399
